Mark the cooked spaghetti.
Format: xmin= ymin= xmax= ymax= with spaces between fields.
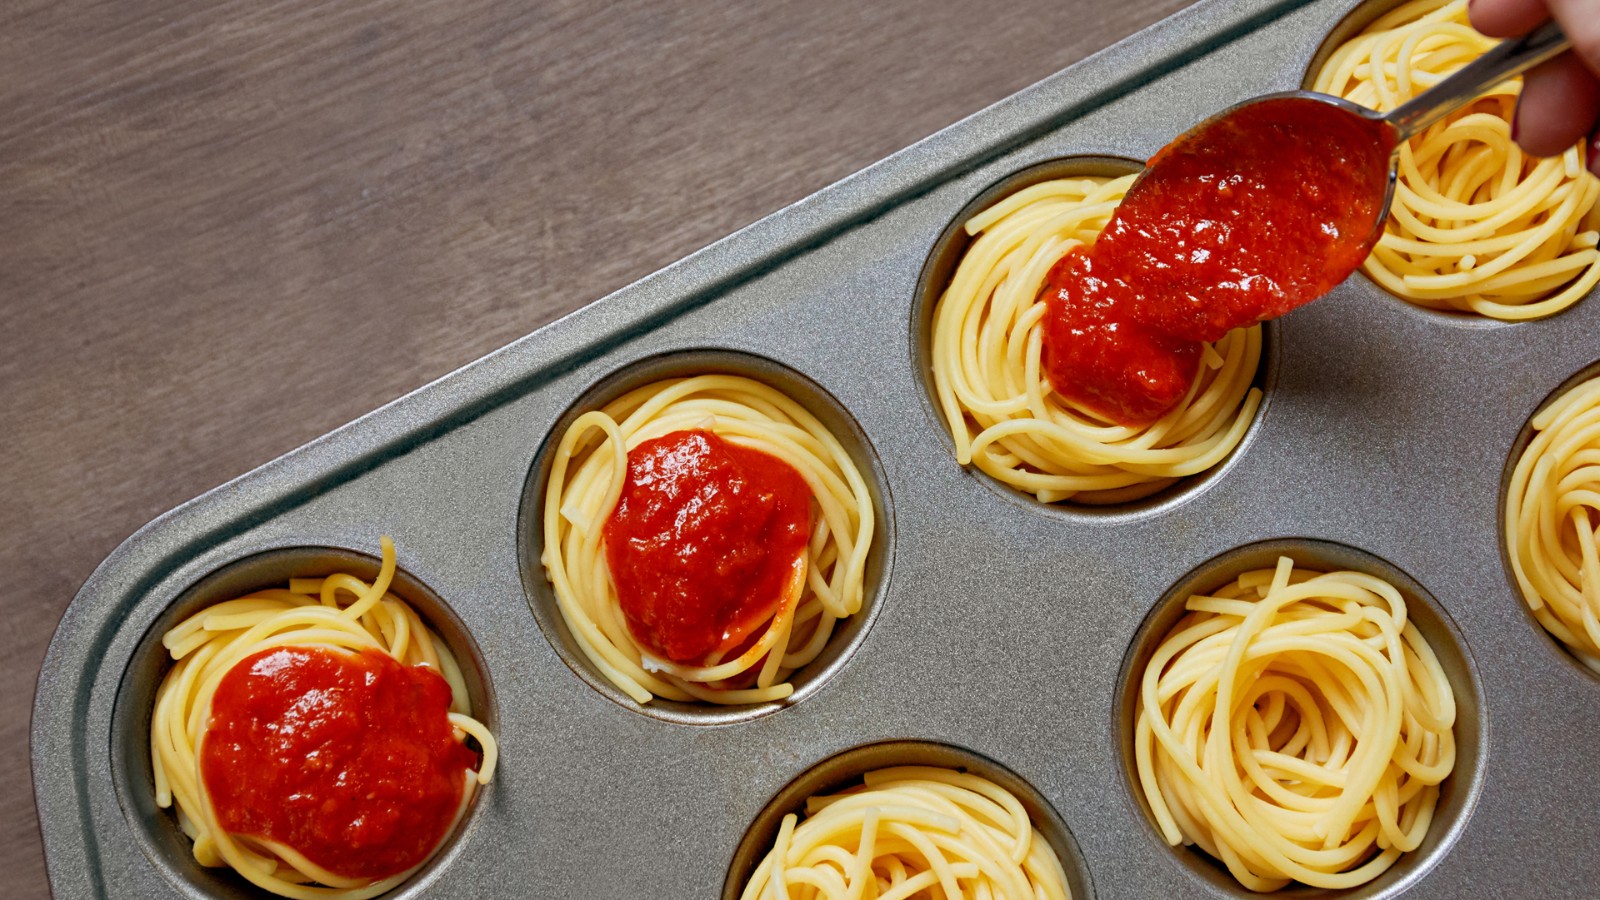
xmin=1505 ymin=374 xmax=1600 ymax=671
xmin=739 ymin=766 xmax=1072 ymax=900
xmin=150 ymin=537 xmax=497 ymax=900
xmin=1133 ymin=557 xmax=1456 ymax=891
xmin=1312 ymin=0 xmax=1600 ymax=319
xmin=541 ymin=373 xmax=874 ymax=705
xmin=929 ymin=174 xmax=1263 ymax=504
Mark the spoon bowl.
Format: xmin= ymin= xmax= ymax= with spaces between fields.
xmin=1108 ymin=19 xmax=1571 ymax=338
xmin=1153 ymin=17 xmax=1570 ymax=237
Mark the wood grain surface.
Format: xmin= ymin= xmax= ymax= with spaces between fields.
xmin=1 ymin=0 xmax=1195 ymax=894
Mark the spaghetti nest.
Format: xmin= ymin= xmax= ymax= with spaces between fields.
xmin=930 ymin=174 xmax=1263 ymax=504
xmin=1313 ymin=0 xmax=1600 ymax=319
xmin=1506 ymin=375 xmax=1600 ymax=672
xmin=150 ymin=537 xmax=497 ymax=900
xmin=1133 ymin=558 xmax=1457 ymax=892
xmin=541 ymin=373 xmax=874 ymax=705
xmin=740 ymin=766 xmax=1072 ymax=900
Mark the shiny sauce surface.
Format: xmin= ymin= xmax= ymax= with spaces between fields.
xmin=1042 ymin=97 xmax=1392 ymax=425
xmin=604 ymin=429 xmax=812 ymax=664
xmin=201 ymin=646 xmax=476 ymax=881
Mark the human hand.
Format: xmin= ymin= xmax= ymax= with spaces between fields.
xmin=1471 ymin=0 xmax=1600 ymax=166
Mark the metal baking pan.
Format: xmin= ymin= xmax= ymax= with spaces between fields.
xmin=32 ymin=0 xmax=1600 ymax=896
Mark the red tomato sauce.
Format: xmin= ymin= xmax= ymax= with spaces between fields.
xmin=1042 ymin=97 xmax=1393 ymax=425
xmin=201 ymin=646 xmax=477 ymax=881
xmin=604 ymin=429 xmax=812 ymax=664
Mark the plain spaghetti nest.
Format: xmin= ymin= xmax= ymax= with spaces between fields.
xmin=150 ymin=537 xmax=497 ymax=899
xmin=541 ymin=373 xmax=874 ymax=705
xmin=1506 ymin=374 xmax=1600 ymax=671
xmin=929 ymin=174 xmax=1263 ymax=504
xmin=1312 ymin=0 xmax=1600 ymax=319
xmin=1133 ymin=557 xmax=1457 ymax=892
xmin=740 ymin=766 xmax=1072 ymax=900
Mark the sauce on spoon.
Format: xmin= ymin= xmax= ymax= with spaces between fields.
xmin=1043 ymin=96 xmax=1394 ymax=426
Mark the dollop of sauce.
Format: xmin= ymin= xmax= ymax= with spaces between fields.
xmin=1043 ymin=96 xmax=1393 ymax=425
xmin=604 ymin=429 xmax=812 ymax=664
xmin=1042 ymin=251 xmax=1203 ymax=425
xmin=201 ymin=646 xmax=477 ymax=882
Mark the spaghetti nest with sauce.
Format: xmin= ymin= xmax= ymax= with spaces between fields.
xmin=150 ymin=537 xmax=497 ymax=899
xmin=930 ymin=174 xmax=1263 ymax=504
xmin=541 ymin=373 xmax=874 ymax=705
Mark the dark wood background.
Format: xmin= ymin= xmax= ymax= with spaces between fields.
xmin=1 ymin=0 xmax=1195 ymax=894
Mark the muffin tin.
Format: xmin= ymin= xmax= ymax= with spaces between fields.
xmin=32 ymin=0 xmax=1600 ymax=896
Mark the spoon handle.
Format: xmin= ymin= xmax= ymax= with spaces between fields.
xmin=1384 ymin=19 xmax=1569 ymax=142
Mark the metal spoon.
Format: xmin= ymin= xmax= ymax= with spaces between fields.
xmin=1376 ymin=17 xmax=1569 ymax=154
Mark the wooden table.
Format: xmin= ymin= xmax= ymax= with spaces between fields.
xmin=1 ymin=0 xmax=1194 ymax=894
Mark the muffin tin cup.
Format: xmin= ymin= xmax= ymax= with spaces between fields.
xmin=1301 ymin=0 xmax=1593 ymax=328
xmin=722 ymin=740 xmax=1094 ymax=900
xmin=109 ymin=546 xmax=497 ymax=900
xmin=909 ymin=154 xmax=1281 ymax=523
xmin=1114 ymin=538 xmax=1484 ymax=900
xmin=1498 ymin=358 xmax=1600 ymax=683
xmin=516 ymin=348 xmax=896 ymax=726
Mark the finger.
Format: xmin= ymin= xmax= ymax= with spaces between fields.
xmin=1515 ymin=53 xmax=1600 ymax=156
xmin=1549 ymin=0 xmax=1600 ymax=78
xmin=1470 ymin=0 xmax=1552 ymax=37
